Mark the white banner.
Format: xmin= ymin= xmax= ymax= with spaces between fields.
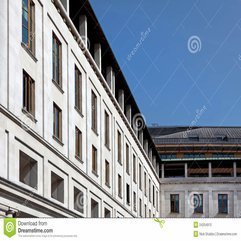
xmin=0 ymin=218 xmax=240 ymax=241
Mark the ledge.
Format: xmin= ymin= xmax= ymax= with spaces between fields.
xmin=21 ymin=42 xmax=38 ymax=63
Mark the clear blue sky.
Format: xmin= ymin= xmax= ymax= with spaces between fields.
xmin=89 ymin=0 xmax=241 ymax=127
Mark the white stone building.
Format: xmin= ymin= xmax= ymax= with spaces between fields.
xmin=0 ymin=0 xmax=161 ymax=218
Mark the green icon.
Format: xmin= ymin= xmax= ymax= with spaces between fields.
xmin=194 ymin=221 xmax=198 ymax=228
xmin=194 ymin=231 xmax=198 ymax=238
xmin=154 ymin=218 xmax=165 ymax=228
xmin=4 ymin=218 xmax=16 ymax=238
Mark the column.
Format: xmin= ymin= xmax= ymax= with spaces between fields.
xmin=79 ymin=15 xmax=88 ymax=46
xmin=94 ymin=43 xmax=101 ymax=71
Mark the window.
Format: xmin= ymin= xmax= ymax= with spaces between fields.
xmin=52 ymin=33 xmax=62 ymax=86
xmin=92 ymin=145 xmax=97 ymax=174
xmin=118 ymin=174 xmax=122 ymax=198
xmin=156 ymin=190 xmax=159 ymax=211
xmin=23 ymin=70 xmax=35 ymax=116
xmin=170 ymin=194 xmax=179 ymax=213
xmin=53 ymin=103 xmax=62 ymax=141
xmin=194 ymin=194 xmax=203 ymax=214
xmin=75 ymin=66 xmax=82 ymax=112
xmin=126 ymin=184 xmax=130 ymax=205
xmin=218 ymin=194 xmax=228 ymax=214
xmin=149 ymin=179 xmax=151 ymax=202
xmin=133 ymin=192 xmax=137 ymax=212
xmin=126 ymin=144 xmax=130 ymax=174
xmin=144 ymin=172 xmax=147 ymax=196
xmin=51 ymin=172 xmax=64 ymax=203
xmin=75 ymin=127 xmax=82 ymax=160
xmin=139 ymin=199 xmax=142 ymax=217
xmin=139 ymin=164 xmax=142 ymax=190
xmin=104 ymin=208 xmax=111 ymax=218
xmin=74 ymin=187 xmax=84 ymax=214
xmin=144 ymin=204 xmax=147 ymax=218
xmin=212 ymin=160 xmax=234 ymax=177
xmin=117 ymin=131 xmax=122 ymax=164
xmin=164 ymin=163 xmax=185 ymax=178
xmin=188 ymin=161 xmax=209 ymax=177
xmin=91 ymin=91 xmax=97 ymax=132
xmin=91 ymin=199 xmax=99 ymax=218
xmin=153 ymin=186 xmax=155 ymax=207
xmin=133 ymin=154 xmax=136 ymax=183
xmin=104 ymin=111 xmax=110 ymax=148
xmin=19 ymin=151 xmax=37 ymax=189
xmin=22 ymin=0 xmax=35 ymax=53
xmin=105 ymin=160 xmax=110 ymax=186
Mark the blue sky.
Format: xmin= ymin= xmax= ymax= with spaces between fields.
xmin=89 ymin=0 xmax=241 ymax=127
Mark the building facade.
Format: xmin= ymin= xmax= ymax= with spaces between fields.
xmin=150 ymin=127 xmax=241 ymax=218
xmin=0 ymin=0 xmax=161 ymax=218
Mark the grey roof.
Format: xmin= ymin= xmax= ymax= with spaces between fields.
xmin=148 ymin=127 xmax=241 ymax=144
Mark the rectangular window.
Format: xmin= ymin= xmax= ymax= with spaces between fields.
xmin=22 ymin=0 xmax=35 ymax=53
xmin=139 ymin=199 xmax=142 ymax=217
xmin=19 ymin=151 xmax=37 ymax=189
xmin=91 ymin=91 xmax=97 ymax=132
xmin=153 ymin=186 xmax=155 ymax=207
xmin=218 ymin=194 xmax=228 ymax=214
xmin=92 ymin=145 xmax=98 ymax=174
xmin=23 ymin=70 xmax=35 ymax=116
xmin=118 ymin=174 xmax=122 ymax=198
xmin=144 ymin=204 xmax=147 ymax=218
xmin=149 ymin=179 xmax=151 ymax=202
xmin=139 ymin=164 xmax=142 ymax=190
xmin=126 ymin=144 xmax=130 ymax=174
xmin=170 ymin=194 xmax=179 ymax=213
xmin=194 ymin=194 xmax=203 ymax=213
xmin=75 ymin=66 xmax=82 ymax=112
xmin=53 ymin=103 xmax=62 ymax=141
xmin=126 ymin=183 xmax=130 ymax=205
xmin=156 ymin=190 xmax=159 ymax=211
xmin=104 ymin=208 xmax=111 ymax=218
xmin=91 ymin=199 xmax=99 ymax=218
xmin=133 ymin=154 xmax=136 ymax=183
xmin=133 ymin=192 xmax=137 ymax=212
xmin=117 ymin=131 xmax=122 ymax=164
xmin=75 ymin=127 xmax=82 ymax=160
xmin=52 ymin=33 xmax=62 ymax=86
xmin=104 ymin=111 xmax=110 ymax=148
xmin=74 ymin=187 xmax=84 ymax=214
xmin=51 ymin=172 xmax=64 ymax=203
xmin=144 ymin=172 xmax=147 ymax=196
xmin=105 ymin=160 xmax=110 ymax=186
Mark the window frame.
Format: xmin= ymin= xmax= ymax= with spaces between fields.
xmin=218 ymin=194 xmax=228 ymax=214
xmin=170 ymin=194 xmax=179 ymax=213
xmin=52 ymin=33 xmax=62 ymax=87
xmin=75 ymin=66 xmax=82 ymax=113
xmin=92 ymin=145 xmax=98 ymax=175
xmin=104 ymin=111 xmax=110 ymax=149
xmin=23 ymin=70 xmax=35 ymax=116
xmin=53 ymin=103 xmax=62 ymax=142
xmin=91 ymin=90 xmax=98 ymax=133
xmin=75 ymin=126 xmax=82 ymax=161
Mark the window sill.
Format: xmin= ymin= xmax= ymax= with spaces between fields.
xmin=91 ymin=128 xmax=99 ymax=136
xmin=52 ymin=79 xmax=64 ymax=94
xmin=117 ymin=160 xmax=122 ymax=166
xmin=75 ymin=155 xmax=83 ymax=163
xmin=105 ymin=183 xmax=111 ymax=189
xmin=74 ymin=106 xmax=84 ymax=118
xmin=126 ymin=171 xmax=130 ymax=176
xmin=118 ymin=195 xmax=123 ymax=199
xmin=52 ymin=135 xmax=64 ymax=146
xmin=21 ymin=42 xmax=37 ymax=62
xmin=92 ymin=170 xmax=99 ymax=177
xmin=22 ymin=108 xmax=37 ymax=123
xmin=105 ymin=144 xmax=111 ymax=152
